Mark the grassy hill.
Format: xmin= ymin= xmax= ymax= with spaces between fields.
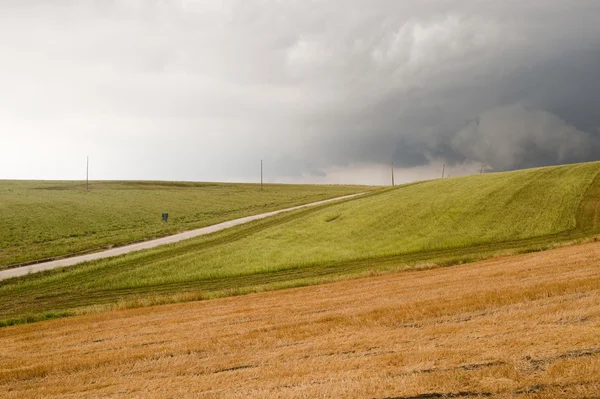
xmin=0 ymin=181 xmax=370 ymax=268
xmin=1 ymin=162 xmax=600 ymax=326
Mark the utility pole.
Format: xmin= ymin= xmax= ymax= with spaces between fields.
xmin=480 ymin=164 xmax=484 ymax=174
xmin=391 ymin=162 xmax=395 ymax=186
xmin=442 ymin=163 xmax=445 ymax=179
xmin=260 ymin=159 xmax=263 ymax=191
xmin=86 ymin=156 xmax=89 ymax=191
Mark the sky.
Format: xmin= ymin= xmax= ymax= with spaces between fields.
xmin=1 ymin=0 xmax=599 ymax=185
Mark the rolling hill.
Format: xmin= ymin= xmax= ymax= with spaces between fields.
xmin=1 ymin=161 xmax=599 ymax=326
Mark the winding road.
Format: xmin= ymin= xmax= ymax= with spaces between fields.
xmin=0 ymin=193 xmax=364 ymax=282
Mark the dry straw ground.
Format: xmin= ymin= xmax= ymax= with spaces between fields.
xmin=2 ymin=241 xmax=600 ymax=398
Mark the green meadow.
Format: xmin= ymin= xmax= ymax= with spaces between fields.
xmin=0 ymin=181 xmax=370 ymax=268
xmin=1 ymin=162 xmax=600 ymax=326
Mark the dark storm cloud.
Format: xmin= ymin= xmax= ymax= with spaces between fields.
xmin=285 ymin=2 xmax=600 ymax=172
xmin=1 ymin=0 xmax=600 ymax=182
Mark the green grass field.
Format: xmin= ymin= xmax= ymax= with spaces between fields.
xmin=2 ymin=162 xmax=600 ymax=326
xmin=0 ymin=181 xmax=370 ymax=268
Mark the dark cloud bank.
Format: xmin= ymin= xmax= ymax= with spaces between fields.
xmin=1 ymin=1 xmax=599 ymax=183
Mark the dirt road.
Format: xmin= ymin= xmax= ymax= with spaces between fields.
xmin=0 ymin=193 xmax=364 ymax=282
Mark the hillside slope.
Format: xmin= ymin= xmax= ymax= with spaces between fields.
xmin=1 ymin=162 xmax=600 ymax=325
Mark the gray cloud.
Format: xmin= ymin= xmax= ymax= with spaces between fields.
xmin=452 ymin=104 xmax=598 ymax=170
xmin=1 ymin=1 xmax=599 ymax=182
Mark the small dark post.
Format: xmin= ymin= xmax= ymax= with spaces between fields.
xmin=391 ymin=161 xmax=395 ymax=186
xmin=162 ymin=213 xmax=169 ymax=223
xmin=442 ymin=163 xmax=445 ymax=179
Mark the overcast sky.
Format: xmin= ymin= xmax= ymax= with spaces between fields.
xmin=1 ymin=1 xmax=599 ymax=184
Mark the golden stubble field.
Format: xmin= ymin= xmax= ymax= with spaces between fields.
xmin=2 ymin=242 xmax=600 ymax=398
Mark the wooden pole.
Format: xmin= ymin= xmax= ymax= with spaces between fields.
xmin=391 ymin=162 xmax=395 ymax=186
xmin=442 ymin=163 xmax=445 ymax=179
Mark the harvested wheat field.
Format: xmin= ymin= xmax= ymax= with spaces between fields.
xmin=2 ymin=242 xmax=600 ymax=398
